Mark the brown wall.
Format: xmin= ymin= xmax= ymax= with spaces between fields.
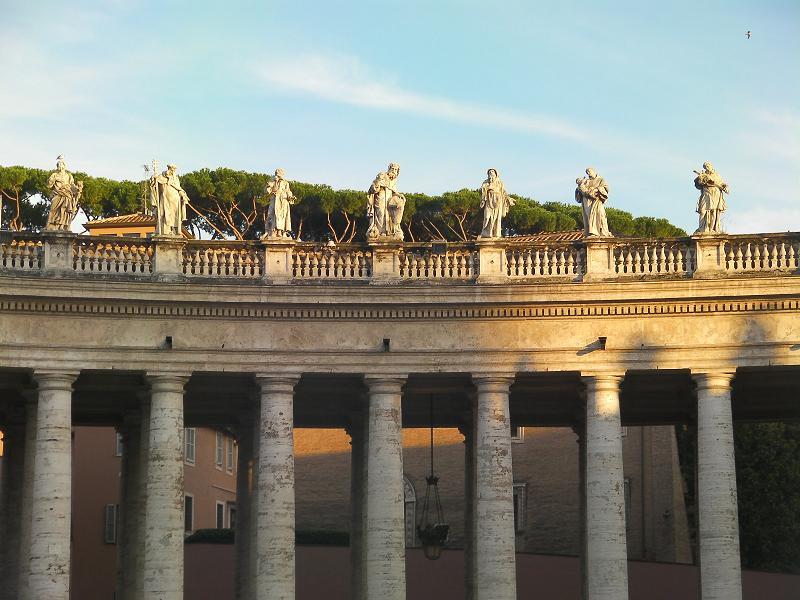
xmin=184 ymin=544 xmax=800 ymax=600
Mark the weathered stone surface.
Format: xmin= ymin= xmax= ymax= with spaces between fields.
xmin=474 ymin=376 xmax=516 ymax=600
xmin=143 ymin=374 xmax=187 ymax=600
xmin=695 ymin=372 xmax=742 ymax=600
xmin=28 ymin=371 xmax=77 ymax=600
xmin=583 ymin=374 xmax=628 ymax=600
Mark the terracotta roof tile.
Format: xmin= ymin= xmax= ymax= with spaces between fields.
xmin=84 ymin=213 xmax=155 ymax=228
xmin=506 ymin=230 xmax=584 ymax=242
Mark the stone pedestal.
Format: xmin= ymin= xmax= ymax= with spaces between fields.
xmin=474 ymin=376 xmax=516 ymax=600
xmin=475 ymin=239 xmax=507 ymax=283
xmin=582 ymin=238 xmax=615 ymax=281
xmin=255 ymin=376 xmax=298 ymax=600
xmin=364 ymin=376 xmax=406 ymax=599
xmin=368 ymin=241 xmax=402 ymax=281
xmin=262 ymin=238 xmax=296 ymax=283
xmin=42 ymin=230 xmax=75 ymax=274
xmin=28 ymin=371 xmax=77 ymax=600
xmin=143 ymin=374 xmax=187 ymax=600
xmin=694 ymin=372 xmax=742 ymax=600
xmin=692 ymin=234 xmax=727 ymax=278
xmin=583 ymin=374 xmax=628 ymax=600
xmin=152 ymin=235 xmax=186 ymax=277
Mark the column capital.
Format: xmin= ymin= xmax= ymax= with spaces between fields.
xmin=473 ymin=374 xmax=515 ymax=393
xmin=145 ymin=372 xmax=190 ymax=393
xmin=693 ymin=371 xmax=735 ymax=393
xmin=364 ymin=375 xmax=406 ymax=394
xmin=581 ymin=373 xmax=624 ymax=393
xmin=33 ymin=370 xmax=79 ymax=391
xmin=254 ymin=374 xmax=300 ymax=394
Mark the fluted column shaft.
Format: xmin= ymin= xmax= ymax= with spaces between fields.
xmin=583 ymin=374 xmax=628 ymax=600
xmin=0 ymin=421 xmax=24 ymax=600
xmin=474 ymin=376 xmax=517 ymax=600
xmin=17 ymin=398 xmax=37 ymax=600
xmin=235 ymin=412 xmax=254 ymax=600
xmin=348 ymin=416 xmax=365 ymax=600
xmin=255 ymin=376 xmax=298 ymax=600
xmin=460 ymin=417 xmax=476 ymax=600
xmin=143 ymin=375 xmax=187 ymax=600
xmin=695 ymin=372 xmax=742 ymax=600
xmin=117 ymin=410 xmax=144 ymax=600
xmin=28 ymin=371 xmax=77 ymax=600
xmin=364 ymin=377 xmax=406 ymax=600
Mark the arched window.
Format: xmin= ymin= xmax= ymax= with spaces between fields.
xmin=403 ymin=476 xmax=416 ymax=547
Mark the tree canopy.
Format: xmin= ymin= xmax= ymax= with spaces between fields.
xmin=0 ymin=164 xmax=687 ymax=240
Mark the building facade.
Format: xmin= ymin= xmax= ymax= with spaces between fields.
xmin=1 ymin=229 xmax=799 ymax=600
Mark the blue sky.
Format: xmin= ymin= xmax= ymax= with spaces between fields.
xmin=1 ymin=0 xmax=798 ymax=234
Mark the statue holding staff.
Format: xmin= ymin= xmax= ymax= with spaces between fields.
xmin=575 ymin=167 xmax=611 ymax=237
xmin=45 ymin=155 xmax=83 ymax=231
xmin=693 ymin=162 xmax=729 ymax=234
xmin=264 ymin=168 xmax=296 ymax=238
xmin=367 ymin=162 xmax=406 ymax=240
xmin=150 ymin=163 xmax=189 ymax=236
xmin=478 ymin=168 xmax=514 ymax=238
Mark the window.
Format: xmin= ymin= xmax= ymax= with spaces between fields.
xmin=403 ymin=477 xmax=416 ymax=547
xmin=216 ymin=501 xmax=226 ymax=529
xmin=513 ymin=483 xmax=527 ymax=533
xmin=104 ymin=504 xmax=118 ymax=544
xmin=621 ymin=426 xmax=628 ymax=437
xmin=215 ymin=431 xmax=224 ymax=468
xmin=623 ymin=477 xmax=632 ymax=525
xmin=511 ymin=425 xmax=524 ymax=442
xmin=226 ymin=436 xmax=235 ymax=473
xmin=228 ymin=503 xmax=237 ymax=530
xmin=184 ymin=495 xmax=194 ymax=532
xmin=115 ymin=432 xmax=124 ymax=457
xmin=184 ymin=428 xmax=196 ymax=464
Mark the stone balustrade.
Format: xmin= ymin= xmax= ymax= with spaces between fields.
xmin=1 ymin=231 xmax=799 ymax=283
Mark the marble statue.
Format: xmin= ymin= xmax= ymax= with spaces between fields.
xmin=45 ymin=155 xmax=83 ymax=231
xmin=694 ymin=162 xmax=729 ymax=234
xmin=264 ymin=168 xmax=296 ymax=239
xmin=575 ymin=168 xmax=611 ymax=237
xmin=479 ymin=168 xmax=514 ymax=238
xmin=367 ymin=162 xmax=406 ymax=240
xmin=150 ymin=163 xmax=189 ymax=236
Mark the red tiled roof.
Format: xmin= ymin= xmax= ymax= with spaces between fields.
xmin=84 ymin=213 xmax=155 ymax=228
xmin=506 ymin=230 xmax=584 ymax=243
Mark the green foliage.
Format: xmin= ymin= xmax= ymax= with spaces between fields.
xmin=676 ymin=422 xmax=800 ymax=574
xmin=1 ymin=163 xmax=687 ymax=240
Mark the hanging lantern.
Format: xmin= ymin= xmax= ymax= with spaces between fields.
xmin=417 ymin=395 xmax=449 ymax=560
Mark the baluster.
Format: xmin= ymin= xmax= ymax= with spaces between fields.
xmin=742 ymin=243 xmax=751 ymax=271
xmin=566 ymin=250 xmax=574 ymax=275
xmin=621 ymin=248 xmax=631 ymax=274
xmin=778 ymin=242 xmax=787 ymax=269
xmin=676 ymin=247 xmax=685 ymax=272
xmin=769 ymin=243 xmax=778 ymax=270
xmin=788 ymin=243 xmax=798 ymax=269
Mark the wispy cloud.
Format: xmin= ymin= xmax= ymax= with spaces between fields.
xmin=254 ymin=53 xmax=588 ymax=142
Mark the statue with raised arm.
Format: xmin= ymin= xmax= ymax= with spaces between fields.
xmin=479 ymin=168 xmax=514 ymax=238
xmin=150 ymin=163 xmax=189 ymax=236
xmin=575 ymin=167 xmax=611 ymax=237
xmin=366 ymin=162 xmax=406 ymax=240
xmin=45 ymin=155 xmax=83 ymax=231
xmin=694 ymin=162 xmax=729 ymax=234
xmin=263 ymin=168 xmax=296 ymax=239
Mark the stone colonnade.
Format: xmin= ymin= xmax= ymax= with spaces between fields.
xmin=0 ymin=370 xmax=743 ymax=600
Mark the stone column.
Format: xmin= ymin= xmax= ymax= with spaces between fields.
xmin=249 ymin=410 xmax=260 ymax=595
xmin=255 ymin=376 xmax=299 ymax=600
xmin=363 ymin=376 xmax=406 ymax=600
xmin=459 ymin=417 xmax=477 ymax=600
xmin=132 ymin=397 xmax=150 ymax=600
xmin=28 ymin=371 xmax=77 ymax=600
xmin=18 ymin=397 xmax=37 ymax=600
xmin=143 ymin=374 xmax=188 ymax=600
xmin=583 ymin=374 xmax=628 ymax=600
xmin=348 ymin=415 xmax=365 ymax=600
xmin=694 ymin=372 xmax=741 ymax=600
xmin=117 ymin=410 xmax=143 ymax=600
xmin=235 ymin=413 xmax=254 ymax=600
xmin=473 ymin=376 xmax=516 ymax=600
xmin=574 ymin=423 xmax=588 ymax=600
xmin=0 ymin=420 xmax=24 ymax=600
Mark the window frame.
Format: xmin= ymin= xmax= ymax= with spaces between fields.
xmin=510 ymin=425 xmax=524 ymax=443
xmin=115 ymin=432 xmax=124 ymax=457
xmin=512 ymin=482 xmax=527 ymax=533
xmin=215 ymin=500 xmax=226 ymax=529
xmin=226 ymin=436 xmax=235 ymax=473
xmin=104 ymin=503 xmax=118 ymax=544
xmin=184 ymin=494 xmax=195 ymax=532
xmin=215 ymin=431 xmax=224 ymax=469
xmin=184 ymin=427 xmax=196 ymax=465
